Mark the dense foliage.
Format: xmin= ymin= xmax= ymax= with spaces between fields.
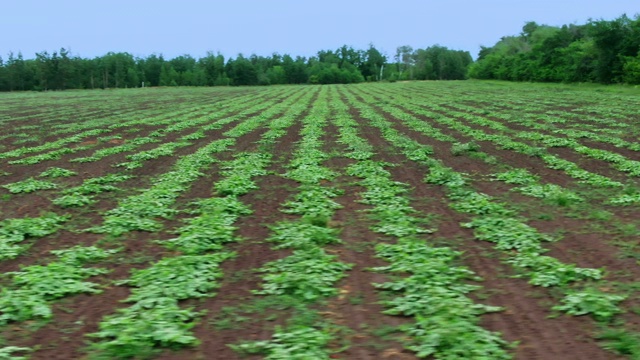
xmin=0 ymin=45 xmax=472 ymax=91
xmin=469 ymin=14 xmax=640 ymax=84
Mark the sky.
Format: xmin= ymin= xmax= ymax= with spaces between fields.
xmin=1 ymin=0 xmax=638 ymax=60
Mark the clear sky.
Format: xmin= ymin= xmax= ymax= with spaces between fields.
xmin=1 ymin=0 xmax=637 ymax=60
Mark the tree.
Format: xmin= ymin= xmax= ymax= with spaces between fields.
xmin=226 ymin=54 xmax=258 ymax=86
xmin=267 ymin=65 xmax=286 ymax=84
xmin=126 ymin=67 xmax=140 ymax=87
xmin=159 ymin=64 xmax=179 ymax=86
xmin=139 ymin=54 xmax=164 ymax=86
xmin=470 ymin=14 xmax=640 ymax=84
xmin=199 ymin=51 xmax=225 ymax=86
xmin=360 ymin=44 xmax=386 ymax=81
xmin=395 ymin=45 xmax=414 ymax=79
xmin=282 ymin=55 xmax=307 ymax=84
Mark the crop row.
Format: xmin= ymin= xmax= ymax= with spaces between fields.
xmin=0 ymin=87 xmax=295 ymax=167
xmin=342 ymin=86 xmax=634 ymax=353
xmin=231 ymin=86 xmax=353 ymax=359
xmin=357 ymin=86 xmax=639 ymax=208
xmin=330 ymin=93 xmax=513 ymax=359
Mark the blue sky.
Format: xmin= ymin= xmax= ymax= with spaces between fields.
xmin=1 ymin=0 xmax=637 ymax=60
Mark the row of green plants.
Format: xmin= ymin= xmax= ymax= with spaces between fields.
xmin=88 ymin=88 xmax=310 ymax=237
xmin=0 ymin=213 xmax=67 ymax=261
xmin=0 ymin=128 xmax=108 ymax=160
xmin=343 ymin=86 xmax=635 ymax=355
xmin=395 ymin=82 xmax=638 ymax=134
xmin=442 ymin=90 xmax=640 ymax=149
xmin=353 ymin=84 xmax=640 ymax=356
xmin=0 ymin=89 xmax=250 ymax=156
xmin=71 ymin=87 xmax=297 ymax=165
xmin=421 ymin=87 xmax=628 ymax=129
xmin=0 ymin=89 xmax=314 ymax=359
xmin=493 ymin=168 xmax=584 ymax=205
xmin=348 ymin=86 xmax=609 ymax=290
xmin=1 ymin=91 xmax=299 ymax=210
xmin=354 ymin=86 xmax=589 ymax=209
xmin=0 ymin=246 xmax=117 ymax=325
xmin=349 ymin=160 xmax=511 ymax=358
xmin=330 ymin=92 xmax=512 ymax=359
xmin=53 ymin=173 xmax=133 ymax=208
xmin=361 ymin=86 xmax=634 ymax=203
xmin=434 ymin=94 xmax=640 ymax=183
xmin=86 ymin=138 xmax=233 ymax=236
xmin=438 ymin=106 xmax=640 ymax=178
xmin=0 ymin=87 xmax=291 ymax=167
xmin=86 ymin=87 xmax=317 ymax=358
xmin=0 ymin=87 xmax=311 ymax=267
xmin=2 ymin=88 xmax=312 ymax=358
xmin=1 ymin=89 xmax=179 ymax=134
xmin=232 ymin=87 xmax=353 ymax=359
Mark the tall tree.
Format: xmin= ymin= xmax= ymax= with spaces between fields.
xmin=360 ymin=44 xmax=386 ymax=81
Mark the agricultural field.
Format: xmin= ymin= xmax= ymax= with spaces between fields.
xmin=1 ymin=81 xmax=640 ymax=359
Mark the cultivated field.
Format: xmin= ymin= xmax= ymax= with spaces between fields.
xmin=1 ymin=81 xmax=640 ymax=359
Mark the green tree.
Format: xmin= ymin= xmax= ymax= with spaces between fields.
xmin=266 ymin=65 xmax=287 ymax=84
xmin=282 ymin=55 xmax=308 ymax=83
xmin=622 ymin=52 xmax=640 ymax=84
xmin=199 ymin=51 xmax=225 ymax=86
xmin=360 ymin=44 xmax=386 ymax=81
xmin=395 ymin=45 xmax=414 ymax=79
xmin=159 ymin=63 xmax=179 ymax=86
xmin=139 ymin=54 xmax=164 ymax=86
xmin=226 ymin=54 xmax=258 ymax=86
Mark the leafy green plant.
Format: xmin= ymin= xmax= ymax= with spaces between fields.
xmin=2 ymin=178 xmax=57 ymax=193
xmin=0 ymin=213 xmax=67 ymax=260
xmin=267 ymin=221 xmax=340 ymax=249
xmin=0 ymin=246 xmax=115 ymax=324
xmin=493 ymin=169 xmax=539 ymax=185
xmin=553 ymin=288 xmax=627 ymax=321
xmin=281 ymin=185 xmax=343 ymax=219
xmin=516 ymin=184 xmax=583 ymax=205
xmin=597 ymin=328 xmax=640 ymax=357
xmin=118 ymin=253 xmax=234 ymax=301
xmin=451 ymin=141 xmax=480 ymax=156
xmin=254 ymin=248 xmax=352 ymax=301
xmin=231 ymin=325 xmax=334 ymax=359
xmin=39 ymin=167 xmax=77 ymax=178
xmin=0 ymin=346 xmax=31 ymax=360
xmin=608 ymin=193 xmax=640 ymax=206
xmin=215 ymin=152 xmax=270 ymax=196
xmin=89 ymin=253 xmax=234 ymax=358
xmin=52 ymin=193 xmax=95 ymax=207
xmin=89 ymin=299 xmax=202 ymax=359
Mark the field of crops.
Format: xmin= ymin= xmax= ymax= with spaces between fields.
xmin=1 ymin=81 xmax=639 ymax=359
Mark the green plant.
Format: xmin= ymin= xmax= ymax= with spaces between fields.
xmin=267 ymin=221 xmax=339 ymax=249
xmin=53 ymin=193 xmax=95 ymax=207
xmin=89 ymin=253 xmax=234 ymax=358
xmin=39 ymin=167 xmax=77 ymax=178
xmin=2 ymin=178 xmax=57 ymax=193
xmin=553 ymin=288 xmax=627 ymax=321
xmin=0 ymin=213 xmax=67 ymax=260
xmin=597 ymin=328 xmax=640 ymax=357
xmin=0 ymin=346 xmax=31 ymax=360
xmin=0 ymin=246 xmax=115 ymax=324
xmin=230 ymin=325 xmax=335 ymax=359
xmin=451 ymin=141 xmax=480 ymax=156
xmin=254 ymin=248 xmax=352 ymax=301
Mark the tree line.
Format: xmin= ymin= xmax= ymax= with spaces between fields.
xmin=469 ymin=14 xmax=640 ymax=84
xmin=0 ymin=45 xmax=472 ymax=91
